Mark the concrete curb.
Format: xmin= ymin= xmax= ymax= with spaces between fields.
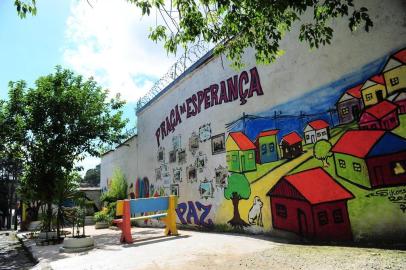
xmin=17 ymin=232 xmax=53 ymax=270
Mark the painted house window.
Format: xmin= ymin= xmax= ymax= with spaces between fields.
xmin=322 ymin=131 xmax=327 ymax=136
xmin=391 ymin=161 xmax=406 ymax=175
xmin=317 ymin=132 xmax=321 ymax=137
xmin=317 ymin=211 xmax=328 ymax=226
xmin=342 ymin=107 xmax=349 ymax=115
xmin=306 ymin=135 xmax=309 ymax=140
xmin=275 ymin=204 xmax=287 ymax=218
xmin=365 ymin=93 xmax=373 ymax=101
xmin=248 ymin=153 xmax=253 ymax=159
xmin=232 ymin=155 xmax=237 ymax=162
xmin=338 ymin=159 xmax=346 ymax=168
xmin=261 ymin=144 xmax=267 ymax=155
xmin=333 ymin=209 xmax=344 ymax=224
xmin=353 ymin=162 xmax=362 ymax=172
xmin=269 ymin=143 xmax=275 ymax=152
xmin=390 ymin=77 xmax=400 ymax=86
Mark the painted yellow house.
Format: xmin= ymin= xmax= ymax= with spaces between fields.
xmin=383 ymin=49 xmax=406 ymax=95
xmin=361 ymin=74 xmax=387 ymax=107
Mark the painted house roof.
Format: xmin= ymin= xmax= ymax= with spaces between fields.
xmin=388 ymin=91 xmax=406 ymax=102
xmin=229 ymin=132 xmax=256 ymax=150
xmin=346 ymin=84 xmax=363 ymax=99
xmin=257 ymin=129 xmax=279 ymax=137
xmin=393 ymin=49 xmax=406 ymax=63
xmin=361 ymin=74 xmax=385 ymax=90
xmin=306 ymin=120 xmax=329 ymax=131
xmin=362 ymin=100 xmax=397 ymax=120
xmin=332 ymin=130 xmax=406 ymax=158
xmin=281 ymin=132 xmax=303 ymax=145
xmin=268 ymin=168 xmax=353 ymax=204
xmin=383 ymin=49 xmax=406 ymax=72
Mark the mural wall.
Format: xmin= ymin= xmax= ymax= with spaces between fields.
xmin=102 ymin=0 xmax=406 ymax=242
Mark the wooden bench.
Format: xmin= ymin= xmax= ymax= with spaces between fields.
xmin=113 ymin=195 xmax=178 ymax=243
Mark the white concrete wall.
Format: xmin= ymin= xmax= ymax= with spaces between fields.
xmin=103 ymin=0 xmax=406 ymax=241
xmin=100 ymin=135 xmax=138 ymax=192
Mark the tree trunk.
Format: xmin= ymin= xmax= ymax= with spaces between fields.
xmin=46 ymin=202 xmax=53 ymax=232
xmin=56 ymin=204 xmax=61 ymax=239
xmin=227 ymin=192 xmax=249 ymax=228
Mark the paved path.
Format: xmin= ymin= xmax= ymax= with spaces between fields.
xmin=23 ymin=226 xmax=405 ymax=270
xmin=0 ymin=231 xmax=35 ymax=270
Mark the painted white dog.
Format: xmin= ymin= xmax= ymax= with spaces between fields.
xmin=248 ymin=196 xmax=263 ymax=226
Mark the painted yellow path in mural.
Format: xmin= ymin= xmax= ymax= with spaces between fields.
xmin=215 ymin=150 xmax=313 ymax=231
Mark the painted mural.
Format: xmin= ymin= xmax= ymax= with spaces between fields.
xmin=213 ymin=47 xmax=406 ymax=241
xmin=137 ymin=46 xmax=406 ymax=242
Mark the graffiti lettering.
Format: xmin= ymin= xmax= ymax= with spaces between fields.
xmin=176 ymin=201 xmax=213 ymax=227
xmin=155 ymin=67 xmax=263 ymax=146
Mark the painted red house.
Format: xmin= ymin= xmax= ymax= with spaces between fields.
xmin=332 ymin=130 xmax=406 ymax=189
xmin=387 ymin=91 xmax=406 ymax=114
xmin=359 ymin=100 xmax=399 ymax=130
xmin=267 ymin=168 xmax=354 ymax=241
xmin=280 ymin=131 xmax=303 ymax=159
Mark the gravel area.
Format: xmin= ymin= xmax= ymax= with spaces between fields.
xmin=184 ymin=243 xmax=406 ymax=270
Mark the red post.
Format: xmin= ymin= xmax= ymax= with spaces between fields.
xmin=121 ymin=199 xmax=133 ymax=243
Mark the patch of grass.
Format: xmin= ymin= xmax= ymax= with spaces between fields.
xmin=392 ymin=114 xmax=406 ymax=138
xmin=245 ymin=159 xmax=287 ymax=183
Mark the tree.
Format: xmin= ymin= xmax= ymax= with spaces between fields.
xmin=100 ymin=168 xmax=128 ymax=220
xmin=82 ymin=164 xmax=100 ymax=187
xmin=4 ymin=66 xmax=127 ymax=233
xmin=101 ymin=168 xmax=128 ymax=203
xmin=14 ymin=1 xmax=373 ymax=68
xmin=224 ymin=173 xmax=251 ymax=228
xmin=0 ymin=81 xmax=27 ymax=230
xmin=54 ymin=171 xmax=82 ymax=238
xmin=313 ymin=139 xmax=333 ymax=167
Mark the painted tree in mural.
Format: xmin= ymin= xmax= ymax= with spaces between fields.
xmin=224 ymin=173 xmax=251 ymax=228
xmin=314 ymin=139 xmax=333 ymax=167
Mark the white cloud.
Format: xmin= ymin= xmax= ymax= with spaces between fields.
xmin=63 ymin=0 xmax=176 ymax=102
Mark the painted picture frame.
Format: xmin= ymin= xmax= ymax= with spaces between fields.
xmin=173 ymin=167 xmax=182 ymax=182
xmin=178 ymin=148 xmax=187 ymax=164
xmin=215 ymin=165 xmax=228 ymax=188
xmin=189 ymin=132 xmax=199 ymax=155
xmin=199 ymin=123 xmax=212 ymax=142
xmin=155 ymin=168 xmax=162 ymax=181
xmin=157 ymin=147 xmax=165 ymax=162
xmin=187 ymin=165 xmax=197 ymax=183
xmin=195 ymin=151 xmax=208 ymax=172
xmin=172 ymin=134 xmax=181 ymax=150
xmin=169 ymin=150 xmax=177 ymax=163
xmin=211 ymin=133 xmax=226 ymax=155
xmin=170 ymin=184 xmax=179 ymax=197
xmin=199 ymin=179 xmax=214 ymax=199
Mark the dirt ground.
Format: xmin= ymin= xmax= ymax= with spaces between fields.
xmin=182 ymin=244 xmax=406 ymax=270
xmin=23 ymin=226 xmax=405 ymax=270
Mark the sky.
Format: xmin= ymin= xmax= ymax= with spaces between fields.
xmin=0 ymin=0 xmax=176 ymax=174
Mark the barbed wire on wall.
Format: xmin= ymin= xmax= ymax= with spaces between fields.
xmin=135 ymin=41 xmax=212 ymax=113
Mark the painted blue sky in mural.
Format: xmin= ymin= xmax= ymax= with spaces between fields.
xmin=227 ymin=51 xmax=393 ymax=141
